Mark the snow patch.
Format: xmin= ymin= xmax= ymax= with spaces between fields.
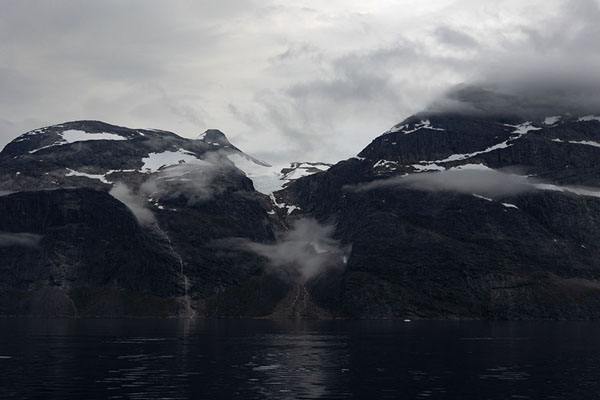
xmin=61 ymin=130 xmax=127 ymax=143
xmin=418 ymin=122 xmax=541 ymax=165
xmin=502 ymin=203 xmax=519 ymax=209
xmin=449 ymin=163 xmax=492 ymax=171
xmin=270 ymin=193 xmax=301 ymax=215
xmin=551 ymin=138 xmax=600 ymax=148
xmin=412 ymin=163 xmax=445 ymax=171
xmin=568 ymin=140 xmax=600 ymax=148
xmin=373 ymin=160 xmax=398 ymax=169
xmin=473 ymin=193 xmax=493 ymax=201
xmin=28 ymin=129 xmax=128 ymax=153
xmin=544 ymin=116 xmax=561 ymax=125
xmin=386 ymin=119 xmax=445 ymax=135
xmin=65 ymin=169 xmax=110 ymax=184
xmin=578 ymin=115 xmax=600 ymax=122
xmin=141 ymin=149 xmax=209 ymax=173
xmin=227 ymin=153 xmax=284 ymax=194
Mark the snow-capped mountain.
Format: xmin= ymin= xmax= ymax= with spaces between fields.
xmin=0 ymin=121 xmax=329 ymax=195
xmin=281 ymin=112 xmax=600 ymax=319
xmin=3 ymin=113 xmax=600 ymax=319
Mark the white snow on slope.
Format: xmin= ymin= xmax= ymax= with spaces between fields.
xmin=269 ymin=193 xmax=301 ymax=215
xmin=65 ymin=169 xmax=110 ymax=184
xmin=29 ymin=130 xmax=129 ymax=153
xmin=551 ymin=138 xmax=600 ymax=148
xmin=578 ymin=116 xmax=600 ymax=122
xmin=283 ymin=168 xmax=313 ymax=180
xmin=544 ymin=116 xmax=561 ymax=125
xmin=65 ymin=168 xmax=137 ymax=183
xmin=61 ymin=130 xmax=127 ymax=143
xmin=449 ymin=163 xmax=491 ymax=171
xmin=412 ymin=163 xmax=444 ymax=171
xmin=570 ymin=140 xmax=600 ymax=148
xmin=228 ymin=155 xmax=330 ymax=195
xmin=473 ymin=193 xmax=493 ymax=201
xmin=414 ymin=122 xmax=541 ymax=166
xmin=227 ymin=153 xmax=285 ymax=194
xmin=141 ymin=149 xmax=209 ymax=173
xmin=386 ymin=119 xmax=445 ymax=135
xmin=281 ymin=163 xmax=330 ymax=180
xmin=373 ymin=160 xmax=398 ymax=170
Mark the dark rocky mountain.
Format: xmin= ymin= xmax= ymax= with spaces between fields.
xmin=0 ymin=121 xmax=316 ymax=317
xmin=2 ymin=114 xmax=600 ymax=319
xmin=279 ymin=113 xmax=600 ymax=319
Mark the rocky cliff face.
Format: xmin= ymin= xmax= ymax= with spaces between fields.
xmin=280 ymin=113 xmax=600 ymax=319
xmin=0 ymin=121 xmax=294 ymax=316
xmin=2 ymin=114 xmax=600 ymax=319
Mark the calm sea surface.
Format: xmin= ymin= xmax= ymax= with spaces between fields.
xmin=0 ymin=318 xmax=599 ymax=399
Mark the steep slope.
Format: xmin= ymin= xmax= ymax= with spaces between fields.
xmin=0 ymin=121 xmax=293 ymax=316
xmin=280 ymin=113 xmax=600 ymax=319
xmin=0 ymin=188 xmax=183 ymax=316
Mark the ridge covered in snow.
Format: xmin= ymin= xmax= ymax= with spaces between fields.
xmin=28 ymin=129 xmax=130 ymax=153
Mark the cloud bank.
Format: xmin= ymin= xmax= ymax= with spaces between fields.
xmin=347 ymin=168 xmax=600 ymax=199
xmin=1 ymin=0 xmax=600 ymax=162
xmin=140 ymin=151 xmax=244 ymax=205
xmin=0 ymin=232 xmax=42 ymax=248
xmin=234 ymin=218 xmax=349 ymax=282
xmin=109 ymin=182 xmax=155 ymax=226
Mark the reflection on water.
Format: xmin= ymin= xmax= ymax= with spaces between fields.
xmin=1 ymin=319 xmax=600 ymax=399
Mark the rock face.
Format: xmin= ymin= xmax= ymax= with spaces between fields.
xmin=0 ymin=121 xmax=290 ymax=316
xmin=0 ymin=188 xmax=182 ymax=316
xmin=2 ymin=114 xmax=600 ymax=319
xmin=280 ymin=113 xmax=600 ymax=319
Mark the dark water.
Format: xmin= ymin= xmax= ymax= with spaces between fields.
xmin=1 ymin=319 xmax=599 ymax=399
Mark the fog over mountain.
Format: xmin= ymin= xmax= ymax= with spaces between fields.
xmin=2 ymin=0 xmax=600 ymax=164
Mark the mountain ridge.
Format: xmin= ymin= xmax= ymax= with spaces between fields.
xmin=2 ymin=113 xmax=600 ymax=319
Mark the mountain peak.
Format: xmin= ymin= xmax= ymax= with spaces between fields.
xmin=197 ymin=129 xmax=231 ymax=146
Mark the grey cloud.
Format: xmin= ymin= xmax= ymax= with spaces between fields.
xmin=232 ymin=218 xmax=349 ymax=282
xmin=428 ymin=0 xmax=600 ymax=118
xmin=434 ymin=26 xmax=479 ymax=48
xmin=139 ymin=151 xmax=240 ymax=206
xmin=2 ymin=0 xmax=600 ymax=164
xmin=0 ymin=232 xmax=42 ymax=248
xmin=429 ymin=75 xmax=600 ymax=119
xmin=109 ymin=182 xmax=156 ymax=226
xmin=347 ymin=169 xmax=533 ymax=197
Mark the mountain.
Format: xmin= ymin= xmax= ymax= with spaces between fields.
xmin=279 ymin=113 xmax=600 ymax=319
xmin=0 ymin=121 xmax=328 ymax=316
xmin=2 ymin=114 xmax=600 ymax=319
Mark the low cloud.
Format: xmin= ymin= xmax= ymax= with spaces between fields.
xmin=231 ymin=218 xmax=349 ymax=282
xmin=140 ymin=151 xmax=242 ymax=206
xmin=0 ymin=231 xmax=42 ymax=248
xmin=347 ymin=169 xmax=533 ymax=197
xmin=109 ymin=182 xmax=155 ymax=226
xmin=347 ymin=168 xmax=600 ymax=200
xmin=429 ymin=79 xmax=600 ymax=119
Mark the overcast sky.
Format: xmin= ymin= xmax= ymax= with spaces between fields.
xmin=1 ymin=0 xmax=599 ymax=163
